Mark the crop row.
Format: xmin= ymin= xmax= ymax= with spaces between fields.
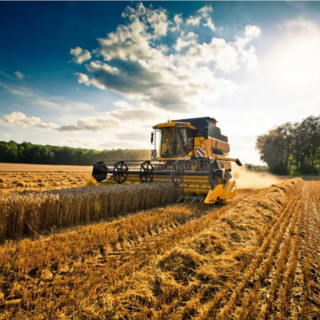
xmin=0 ymin=182 xmax=179 ymax=241
xmin=198 ymin=182 xmax=302 ymax=319
xmin=0 ymin=189 xmax=255 ymax=319
xmin=99 ymin=179 xmax=301 ymax=319
xmin=0 ymin=179 xmax=306 ymax=319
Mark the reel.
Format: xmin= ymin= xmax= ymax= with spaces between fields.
xmin=92 ymin=161 xmax=108 ymax=183
xmin=139 ymin=161 xmax=154 ymax=183
xmin=113 ymin=161 xmax=129 ymax=184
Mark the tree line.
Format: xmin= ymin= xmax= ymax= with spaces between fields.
xmin=0 ymin=141 xmax=150 ymax=165
xmin=256 ymin=115 xmax=320 ymax=175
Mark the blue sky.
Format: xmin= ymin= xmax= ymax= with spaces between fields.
xmin=1 ymin=1 xmax=320 ymax=164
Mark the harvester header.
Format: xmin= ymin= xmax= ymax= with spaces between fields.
xmin=88 ymin=117 xmax=242 ymax=204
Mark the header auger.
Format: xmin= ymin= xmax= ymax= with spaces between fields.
xmin=87 ymin=117 xmax=242 ymax=204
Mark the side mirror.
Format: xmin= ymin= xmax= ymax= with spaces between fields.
xmin=151 ymin=132 xmax=154 ymax=144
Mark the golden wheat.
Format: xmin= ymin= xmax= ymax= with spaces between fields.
xmin=1 ymin=178 xmax=320 ymax=320
xmin=0 ymin=182 xmax=179 ymax=241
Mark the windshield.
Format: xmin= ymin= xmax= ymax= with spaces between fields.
xmin=160 ymin=127 xmax=193 ymax=158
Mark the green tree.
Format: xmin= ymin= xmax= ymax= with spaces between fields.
xmin=256 ymin=115 xmax=320 ymax=175
xmin=256 ymin=130 xmax=287 ymax=174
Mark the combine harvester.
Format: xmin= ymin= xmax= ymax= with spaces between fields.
xmin=88 ymin=117 xmax=242 ymax=204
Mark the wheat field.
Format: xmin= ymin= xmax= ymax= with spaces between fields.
xmin=0 ymin=165 xmax=319 ymax=319
xmin=0 ymin=163 xmax=91 ymax=194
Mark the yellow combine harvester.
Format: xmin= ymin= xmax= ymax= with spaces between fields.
xmin=88 ymin=117 xmax=242 ymax=204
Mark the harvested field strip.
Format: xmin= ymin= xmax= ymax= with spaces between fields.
xmin=0 ymin=182 xmax=179 ymax=241
xmin=228 ymin=190 xmax=303 ymax=319
xmin=86 ymin=179 xmax=300 ymax=319
xmin=99 ymin=192 xmax=254 ymax=290
xmin=234 ymin=181 xmax=320 ymax=320
xmin=196 ymin=180 xmax=319 ymax=320
xmin=199 ymin=182 xmax=302 ymax=320
xmin=299 ymin=182 xmax=320 ymax=320
xmin=0 ymin=189 xmax=256 ymax=319
xmin=162 ymin=180 xmax=302 ymax=320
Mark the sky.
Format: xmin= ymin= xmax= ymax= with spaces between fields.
xmin=0 ymin=1 xmax=320 ymax=164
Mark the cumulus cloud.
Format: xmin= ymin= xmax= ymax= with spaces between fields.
xmin=72 ymin=3 xmax=260 ymax=112
xmin=245 ymin=25 xmax=261 ymax=40
xmin=200 ymin=6 xmax=215 ymax=31
xmin=183 ymin=25 xmax=261 ymax=72
xmin=1 ymin=111 xmax=58 ymax=129
xmin=14 ymin=71 xmax=24 ymax=80
xmin=75 ymin=72 xmax=90 ymax=86
xmin=0 ymin=107 xmax=156 ymax=133
xmin=70 ymin=47 xmax=92 ymax=64
xmin=0 ymin=111 xmax=119 ymax=133
xmin=172 ymin=14 xmax=183 ymax=32
xmin=186 ymin=16 xmax=201 ymax=27
xmin=122 ymin=2 xmax=169 ymax=38
xmin=75 ymin=72 xmax=106 ymax=90
xmin=186 ymin=5 xmax=215 ymax=31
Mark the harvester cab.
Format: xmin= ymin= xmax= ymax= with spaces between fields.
xmin=88 ymin=117 xmax=242 ymax=204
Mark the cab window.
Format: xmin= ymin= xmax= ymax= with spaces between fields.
xmin=160 ymin=127 xmax=193 ymax=158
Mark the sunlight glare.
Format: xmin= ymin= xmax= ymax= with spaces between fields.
xmin=272 ymin=37 xmax=320 ymax=92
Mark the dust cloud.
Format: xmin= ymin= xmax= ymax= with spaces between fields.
xmin=232 ymin=165 xmax=281 ymax=189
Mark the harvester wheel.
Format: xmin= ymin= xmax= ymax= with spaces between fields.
xmin=113 ymin=161 xmax=128 ymax=184
xmin=140 ymin=161 xmax=154 ymax=183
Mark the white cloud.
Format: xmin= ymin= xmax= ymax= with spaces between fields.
xmin=70 ymin=47 xmax=92 ymax=64
xmin=198 ymin=5 xmax=215 ymax=31
xmin=122 ymin=2 xmax=169 ymax=38
xmin=186 ymin=16 xmax=201 ymax=27
xmin=1 ymin=111 xmax=118 ymax=132
xmin=174 ymin=37 xmax=195 ymax=51
xmin=72 ymin=3 xmax=260 ymax=113
xmin=14 ymin=71 xmax=25 ymax=80
xmin=184 ymin=5 xmax=215 ymax=31
xmin=75 ymin=72 xmax=90 ymax=86
xmin=182 ymin=32 xmax=260 ymax=73
xmin=3 ymin=111 xmax=26 ymax=123
xmin=75 ymin=71 xmax=106 ymax=90
xmin=1 ymin=111 xmax=58 ymax=129
xmin=245 ymin=25 xmax=261 ymax=39
xmin=172 ymin=14 xmax=183 ymax=32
